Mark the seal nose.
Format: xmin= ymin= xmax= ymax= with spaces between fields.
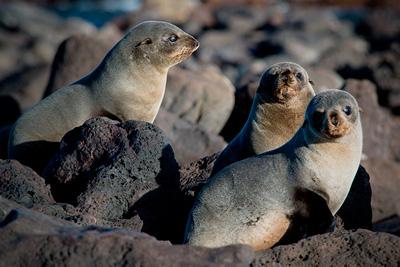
xmin=194 ymin=38 xmax=200 ymax=49
xmin=281 ymin=72 xmax=295 ymax=85
xmin=189 ymin=36 xmax=199 ymax=50
xmin=329 ymin=112 xmax=339 ymax=126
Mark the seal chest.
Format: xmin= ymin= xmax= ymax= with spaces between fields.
xmin=210 ymin=62 xmax=315 ymax=177
xmin=8 ymin=21 xmax=199 ymax=174
xmin=184 ymin=89 xmax=362 ymax=251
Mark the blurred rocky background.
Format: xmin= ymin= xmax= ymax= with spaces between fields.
xmin=0 ymin=0 xmax=399 ymax=266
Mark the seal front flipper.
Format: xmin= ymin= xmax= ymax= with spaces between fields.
xmin=274 ymin=188 xmax=334 ymax=247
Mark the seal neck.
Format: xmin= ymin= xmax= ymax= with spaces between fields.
xmin=292 ymin=120 xmax=363 ymax=214
xmin=242 ymin=93 xmax=305 ymax=154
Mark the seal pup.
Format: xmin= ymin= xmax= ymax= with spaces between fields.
xmin=210 ymin=62 xmax=315 ymax=177
xmin=185 ymin=89 xmax=363 ymax=251
xmin=8 ymin=21 xmax=199 ymax=173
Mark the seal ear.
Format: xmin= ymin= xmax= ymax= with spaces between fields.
xmin=135 ymin=38 xmax=152 ymax=47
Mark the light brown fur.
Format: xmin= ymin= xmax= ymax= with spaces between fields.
xmin=8 ymin=21 xmax=199 ymax=173
xmin=185 ymin=90 xmax=362 ymax=251
xmin=210 ymin=62 xmax=315 ymax=177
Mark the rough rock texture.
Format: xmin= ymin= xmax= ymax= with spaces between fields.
xmin=44 ymin=117 xmax=184 ymax=242
xmin=1 ymin=1 xmax=399 ymax=265
xmin=362 ymin=159 xmax=400 ymax=222
xmin=0 ymin=208 xmax=255 ymax=267
xmin=0 ymin=196 xmax=31 ymax=222
xmin=162 ymin=67 xmax=235 ymax=134
xmin=179 ymin=152 xmax=219 ymax=194
xmin=373 ymin=215 xmax=400 ymax=237
xmin=0 ymin=159 xmax=54 ymax=207
xmin=252 ymin=229 xmax=400 ymax=266
xmin=178 ymin=152 xmax=219 ymax=226
xmin=342 ymin=79 xmax=392 ymax=160
xmin=154 ymin=109 xmax=226 ymax=165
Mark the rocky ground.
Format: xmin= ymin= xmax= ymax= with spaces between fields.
xmin=0 ymin=0 xmax=399 ymax=266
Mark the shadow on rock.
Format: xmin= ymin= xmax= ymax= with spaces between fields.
xmin=43 ymin=117 xmax=185 ymax=243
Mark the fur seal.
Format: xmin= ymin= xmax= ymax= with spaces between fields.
xmin=8 ymin=21 xmax=199 ymax=173
xmin=210 ymin=62 xmax=315 ymax=177
xmin=185 ymin=89 xmax=363 ymax=251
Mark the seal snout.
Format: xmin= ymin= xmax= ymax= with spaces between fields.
xmin=322 ymin=109 xmax=351 ymax=138
xmin=184 ymin=34 xmax=200 ymax=51
xmin=192 ymin=37 xmax=200 ymax=50
xmin=274 ymin=71 xmax=298 ymax=101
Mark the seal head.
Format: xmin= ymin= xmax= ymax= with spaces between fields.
xmin=257 ymin=62 xmax=314 ymax=105
xmin=124 ymin=21 xmax=199 ymax=70
xmin=306 ymin=91 xmax=359 ymax=139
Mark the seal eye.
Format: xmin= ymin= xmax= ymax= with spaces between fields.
xmin=343 ymin=106 xmax=352 ymax=116
xmin=295 ymin=72 xmax=303 ymax=81
xmin=168 ymin=35 xmax=178 ymax=43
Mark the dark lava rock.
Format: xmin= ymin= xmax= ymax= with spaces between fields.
xmin=0 ymin=125 xmax=12 ymax=160
xmin=0 ymin=208 xmax=255 ymax=267
xmin=0 ymin=159 xmax=54 ymax=207
xmin=0 ymin=96 xmax=20 ymax=159
xmin=335 ymin=165 xmax=372 ymax=231
xmin=179 ymin=152 xmax=219 ymax=195
xmin=252 ymin=229 xmax=400 ymax=266
xmin=44 ymin=117 xmax=183 ymax=242
xmin=178 ymin=152 xmax=219 ymax=227
xmin=0 ymin=96 xmax=20 ymax=127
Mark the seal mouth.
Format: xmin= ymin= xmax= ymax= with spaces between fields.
xmin=272 ymin=71 xmax=299 ymax=103
xmin=172 ymin=36 xmax=199 ymax=65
